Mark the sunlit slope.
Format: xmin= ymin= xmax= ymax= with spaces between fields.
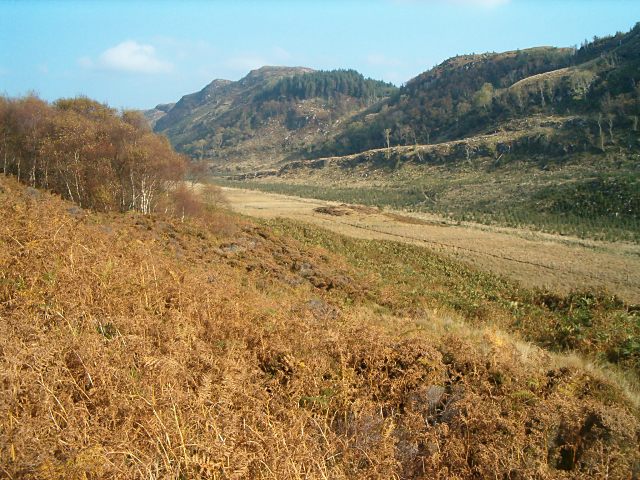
xmin=1 ymin=175 xmax=639 ymax=478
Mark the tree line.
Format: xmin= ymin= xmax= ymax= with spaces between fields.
xmin=256 ymin=69 xmax=397 ymax=104
xmin=0 ymin=95 xmax=187 ymax=214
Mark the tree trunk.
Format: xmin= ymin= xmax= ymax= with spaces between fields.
xmin=597 ymin=115 xmax=605 ymax=151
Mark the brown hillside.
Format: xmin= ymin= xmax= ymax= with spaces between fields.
xmin=1 ymin=175 xmax=639 ymax=479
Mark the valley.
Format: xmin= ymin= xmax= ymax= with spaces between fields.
xmin=2 ymin=7 xmax=640 ymax=477
xmin=147 ymin=25 xmax=640 ymax=244
xmin=221 ymin=186 xmax=640 ymax=303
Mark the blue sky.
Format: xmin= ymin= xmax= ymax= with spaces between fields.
xmin=1 ymin=0 xmax=639 ymax=109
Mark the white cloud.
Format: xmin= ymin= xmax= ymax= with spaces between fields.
xmin=80 ymin=40 xmax=173 ymax=74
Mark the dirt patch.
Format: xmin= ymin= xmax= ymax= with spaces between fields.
xmin=347 ymin=204 xmax=380 ymax=215
xmin=314 ymin=203 xmax=379 ymax=216
xmin=314 ymin=205 xmax=352 ymax=216
xmin=384 ymin=212 xmax=437 ymax=226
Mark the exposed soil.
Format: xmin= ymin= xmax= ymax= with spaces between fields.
xmin=222 ymin=187 xmax=640 ymax=303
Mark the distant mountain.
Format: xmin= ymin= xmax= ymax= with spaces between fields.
xmin=143 ymin=102 xmax=176 ymax=128
xmin=209 ymin=24 xmax=639 ymax=242
xmin=148 ymin=66 xmax=397 ymax=165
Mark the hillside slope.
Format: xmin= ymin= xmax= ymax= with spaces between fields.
xmin=214 ymin=24 xmax=640 ymax=241
xmin=149 ymin=67 xmax=396 ymax=168
xmin=152 ymin=24 xmax=639 ymax=169
xmin=2 ymin=175 xmax=640 ymax=478
xmin=221 ymin=116 xmax=640 ymax=241
xmin=310 ymin=23 xmax=640 ymax=157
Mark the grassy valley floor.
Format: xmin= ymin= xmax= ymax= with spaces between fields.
xmin=215 ymin=150 xmax=640 ymax=243
xmin=218 ymin=186 xmax=640 ymax=304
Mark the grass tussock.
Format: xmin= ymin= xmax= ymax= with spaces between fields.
xmin=1 ymin=175 xmax=639 ymax=479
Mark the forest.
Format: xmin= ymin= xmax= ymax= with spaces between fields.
xmin=0 ymin=95 xmax=187 ymax=214
xmin=256 ymin=69 xmax=397 ymax=104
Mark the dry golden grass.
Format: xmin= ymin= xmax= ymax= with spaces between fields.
xmin=1 ymin=175 xmax=639 ymax=479
xmin=221 ymin=187 xmax=640 ymax=303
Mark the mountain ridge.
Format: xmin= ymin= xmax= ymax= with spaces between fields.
xmin=148 ymin=24 xmax=639 ymax=167
xmin=148 ymin=66 xmax=397 ymax=165
xmin=148 ymin=24 xmax=639 ymax=241
xmin=309 ymin=25 xmax=640 ymax=158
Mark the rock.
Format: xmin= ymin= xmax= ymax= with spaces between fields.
xmin=67 ymin=206 xmax=84 ymax=217
xmin=408 ymin=385 xmax=446 ymax=414
xmin=99 ymin=225 xmax=114 ymax=235
xmin=424 ymin=385 xmax=446 ymax=413
xmin=25 ymin=187 xmax=42 ymax=199
xmin=221 ymin=243 xmax=245 ymax=254
xmin=306 ymin=298 xmax=340 ymax=321
xmin=220 ymin=239 xmax=257 ymax=255
xmin=297 ymin=262 xmax=314 ymax=278
xmin=279 ymin=274 xmax=304 ymax=287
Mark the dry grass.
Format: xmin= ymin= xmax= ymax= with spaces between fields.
xmin=220 ymin=187 xmax=640 ymax=303
xmin=1 ymin=175 xmax=639 ymax=479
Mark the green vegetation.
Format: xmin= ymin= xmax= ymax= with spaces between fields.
xmin=216 ymin=164 xmax=640 ymax=243
xmin=535 ymin=175 xmax=639 ymax=221
xmin=256 ymin=69 xmax=396 ymax=103
xmin=150 ymin=25 xmax=639 ymax=247
xmin=216 ymin=177 xmax=425 ymax=208
xmin=151 ymin=67 xmax=397 ymax=161
xmin=448 ymin=209 xmax=640 ymax=243
xmin=268 ymin=218 xmax=640 ymax=376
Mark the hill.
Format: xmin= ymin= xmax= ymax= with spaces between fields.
xmin=143 ymin=102 xmax=175 ymax=128
xmin=308 ymin=23 xmax=640 ymax=157
xmin=151 ymin=25 xmax=639 ymax=170
xmin=213 ymin=24 xmax=640 ymax=241
xmin=219 ymin=116 xmax=640 ymax=241
xmin=2 ymin=174 xmax=640 ymax=478
xmin=149 ymin=67 xmax=397 ymax=168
